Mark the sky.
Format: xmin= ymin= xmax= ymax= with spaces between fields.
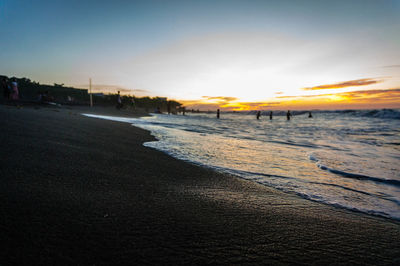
xmin=0 ymin=0 xmax=399 ymax=110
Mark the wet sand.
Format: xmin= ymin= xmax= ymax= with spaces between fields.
xmin=0 ymin=104 xmax=399 ymax=265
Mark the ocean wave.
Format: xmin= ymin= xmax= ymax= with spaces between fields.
xmin=244 ymin=109 xmax=400 ymax=119
xmin=362 ymin=109 xmax=400 ymax=119
xmin=228 ymin=168 xmax=400 ymax=206
xmin=309 ymin=154 xmax=400 ymax=187
xmin=321 ymin=109 xmax=400 ymax=119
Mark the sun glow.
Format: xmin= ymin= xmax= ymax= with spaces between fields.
xmin=180 ymin=86 xmax=400 ymax=111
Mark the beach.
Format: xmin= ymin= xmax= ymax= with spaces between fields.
xmin=1 ymin=104 xmax=399 ymax=265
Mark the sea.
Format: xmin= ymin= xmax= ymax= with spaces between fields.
xmin=83 ymin=109 xmax=400 ymax=220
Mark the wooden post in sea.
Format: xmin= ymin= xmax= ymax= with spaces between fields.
xmin=89 ymin=78 xmax=93 ymax=107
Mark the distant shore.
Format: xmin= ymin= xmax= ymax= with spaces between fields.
xmin=0 ymin=104 xmax=399 ymax=265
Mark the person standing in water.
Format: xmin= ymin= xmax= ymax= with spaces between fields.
xmin=287 ymin=110 xmax=292 ymax=120
xmin=217 ymin=109 xmax=220 ymax=119
xmin=269 ymin=111 xmax=273 ymax=120
xmin=256 ymin=111 xmax=261 ymax=120
xmin=308 ymin=111 xmax=313 ymax=118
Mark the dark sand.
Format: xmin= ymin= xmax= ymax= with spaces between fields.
xmin=0 ymin=104 xmax=399 ymax=265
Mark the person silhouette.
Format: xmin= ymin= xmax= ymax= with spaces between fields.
xmin=10 ymin=78 xmax=19 ymax=100
xmin=217 ymin=109 xmax=220 ymax=119
xmin=256 ymin=111 xmax=261 ymax=120
xmin=308 ymin=111 xmax=313 ymax=118
xmin=116 ymin=91 xmax=122 ymax=109
xmin=287 ymin=110 xmax=292 ymax=120
xmin=269 ymin=111 xmax=273 ymax=120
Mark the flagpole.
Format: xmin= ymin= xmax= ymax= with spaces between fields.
xmin=89 ymin=78 xmax=93 ymax=107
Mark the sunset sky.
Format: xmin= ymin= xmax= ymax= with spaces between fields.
xmin=0 ymin=0 xmax=399 ymax=110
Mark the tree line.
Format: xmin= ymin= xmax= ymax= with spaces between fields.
xmin=0 ymin=75 xmax=182 ymax=112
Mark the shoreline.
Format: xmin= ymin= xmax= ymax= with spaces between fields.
xmin=1 ymin=104 xmax=399 ymax=265
xmin=86 ymin=110 xmax=400 ymax=222
xmin=146 ymin=145 xmax=400 ymax=223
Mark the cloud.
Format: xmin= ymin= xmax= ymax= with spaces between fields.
xmin=199 ymin=96 xmax=280 ymax=110
xmin=131 ymin=89 xmax=149 ymax=93
xmin=202 ymin=96 xmax=239 ymax=101
xmin=182 ymin=96 xmax=239 ymax=110
xmin=382 ymin=65 xmax=400 ymax=68
xmin=277 ymin=88 xmax=400 ymax=100
xmin=179 ymin=100 xmax=222 ymax=111
xmin=338 ymin=88 xmax=400 ymax=100
xmin=236 ymin=102 xmax=281 ymax=107
xmin=182 ymin=88 xmax=400 ymax=111
xmin=262 ymin=88 xmax=400 ymax=109
xmin=276 ymin=95 xmax=317 ymax=99
xmin=302 ymin=78 xmax=384 ymax=91
xmin=181 ymin=98 xmax=281 ymax=111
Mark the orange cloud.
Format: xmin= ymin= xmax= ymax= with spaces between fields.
xmin=279 ymin=88 xmax=400 ymax=100
xmin=337 ymin=88 xmax=400 ymax=101
xmin=182 ymin=96 xmax=282 ymax=111
xmin=181 ymin=96 xmax=239 ymax=111
xmin=202 ymin=96 xmax=239 ymax=102
xmin=302 ymin=78 xmax=384 ymax=91
xmin=182 ymin=88 xmax=400 ymax=111
xmin=273 ymin=88 xmax=400 ymax=109
xmin=226 ymin=102 xmax=280 ymax=110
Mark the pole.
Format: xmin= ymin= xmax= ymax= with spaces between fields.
xmin=89 ymin=78 xmax=93 ymax=107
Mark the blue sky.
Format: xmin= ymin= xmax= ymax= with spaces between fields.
xmin=0 ymin=0 xmax=399 ymax=106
